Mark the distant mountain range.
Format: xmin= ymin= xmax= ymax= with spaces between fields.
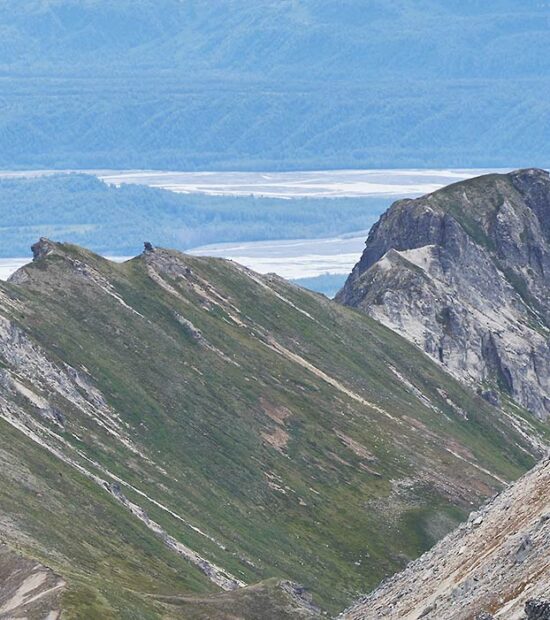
xmin=1 ymin=1 xmax=550 ymax=169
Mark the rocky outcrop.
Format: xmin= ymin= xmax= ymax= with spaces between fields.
xmin=340 ymin=457 xmax=550 ymax=620
xmin=31 ymin=237 xmax=57 ymax=261
xmin=337 ymin=169 xmax=550 ymax=419
xmin=525 ymin=600 xmax=550 ymax=620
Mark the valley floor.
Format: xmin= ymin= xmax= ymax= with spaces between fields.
xmin=0 ymin=168 xmax=503 ymax=198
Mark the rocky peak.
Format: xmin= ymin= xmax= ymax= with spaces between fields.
xmin=7 ymin=237 xmax=61 ymax=284
xmin=509 ymin=166 xmax=550 ymax=186
xmin=31 ymin=237 xmax=58 ymax=261
xmin=336 ymin=169 xmax=550 ymax=419
xmin=141 ymin=245 xmax=193 ymax=278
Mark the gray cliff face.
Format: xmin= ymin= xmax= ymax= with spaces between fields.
xmin=336 ymin=169 xmax=550 ymax=419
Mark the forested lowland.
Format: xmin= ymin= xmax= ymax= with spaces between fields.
xmin=1 ymin=1 xmax=550 ymax=170
xmin=0 ymin=174 xmax=385 ymax=257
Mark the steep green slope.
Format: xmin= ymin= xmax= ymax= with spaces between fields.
xmin=0 ymin=240 xmax=545 ymax=617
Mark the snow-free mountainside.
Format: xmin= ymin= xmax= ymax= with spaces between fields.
xmin=338 ymin=169 xmax=550 ymax=420
xmin=341 ymin=456 xmax=550 ymax=620
xmin=3 ymin=2 xmax=550 ymax=617
xmin=0 ymin=233 xmax=547 ymax=618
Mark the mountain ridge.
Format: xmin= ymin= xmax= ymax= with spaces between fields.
xmin=0 ymin=238 xmax=545 ymax=617
xmin=337 ymin=168 xmax=550 ymax=419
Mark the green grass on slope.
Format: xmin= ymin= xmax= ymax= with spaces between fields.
xmin=0 ymin=415 xmax=315 ymax=620
xmin=0 ymin=243 xmax=544 ymax=616
xmin=0 ymin=418 xmax=215 ymax=620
